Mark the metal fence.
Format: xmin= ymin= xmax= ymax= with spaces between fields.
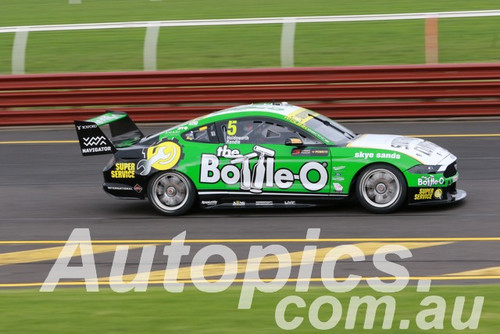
xmin=2 ymin=10 xmax=500 ymax=74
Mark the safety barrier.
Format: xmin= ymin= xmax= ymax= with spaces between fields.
xmin=1 ymin=63 xmax=499 ymax=125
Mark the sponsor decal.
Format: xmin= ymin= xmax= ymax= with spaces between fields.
xmin=107 ymin=185 xmax=133 ymax=191
xmin=417 ymin=175 xmax=445 ymax=186
xmin=111 ymin=163 xmax=136 ymax=179
xmin=354 ymin=151 xmax=374 ymax=159
xmin=79 ymin=132 xmax=114 ymax=155
xmin=291 ymin=148 xmax=329 ymax=156
xmin=134 ymin=184 xmax=143 ymax=193
xmin=434 ymin=188 xmax=443 ymax=199
xmin=354 ymin=151 xmax=400 ymax=160
xmin=376 ymin=152 xmax=400 ymax=159
xmin=333 ymin=183 xmax=344 ymax=192
xmin=216 ymin=145 xmax=241 ymax=158
xmin=76 ymin=124 xmax=97 ymax=130
xmin=284 ymin=200 xmax=296 ymax=205
xmin=232 ymin=201 xmax=246 ymax=207
xmin=332 ymin=176 xmax=344 ymax=181
xmin=256 ymin=201 xmax=273 ymax=206
xmin=332 ymin=166 xmax=345 ymax=171
xmin=81 ymin=146 xmax=112 ymax=154
xmin=200 ymin=145 xmax=328 ymax=193
xmin=83 ymin=136 xmax=108 ymax=147
xmin=414 ymin=188 xmax=435 ymax=200
xmin=311 ymin=149 xmax=328 ymax=156
xmin=137 ymin=140 xmax=182 ymax=176
xmin=201 ymin=200 xmax=218 ymax=206
xmin=90 ymin=113 xmax=123 ymax=125
xmin=292 ymin=148 xmax=309 ymax=156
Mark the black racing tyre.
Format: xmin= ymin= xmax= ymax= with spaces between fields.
xmin=147 ymin=171 xmax=196 ymax=216
xmin=356 ymin=164 xmax=407 ymax=213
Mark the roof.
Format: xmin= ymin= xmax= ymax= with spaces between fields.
xmin=205 ymin=102 xmax=304 ymax=119
xmin=161 ymin=102 xmax=313 ymax=138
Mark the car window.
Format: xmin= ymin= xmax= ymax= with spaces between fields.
xmin=182 ymin=123 xmax=218 ymax=143
xmin=289 ymin=109 xmax=356 ymax=145
xmin=218 ymin=118 xmax=321 ymax=145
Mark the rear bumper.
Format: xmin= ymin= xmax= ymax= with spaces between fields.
xmin=103 ymin=181 xmax=146 ymax=199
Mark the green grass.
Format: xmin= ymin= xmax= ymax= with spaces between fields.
xmin=0 ymin=1 xmax=498 ymax=72
xmin=1 ymin=0 xmax=500 ymax=25
xmin=440 ymin=17 xmax=500 ymax=63
xmin=0 ymin=1 xmax=499 ymax=74
xmin=0 ymin=285 xmax=499 ymax=333
xmin=26 ymin=29 xmax=145 ymax=73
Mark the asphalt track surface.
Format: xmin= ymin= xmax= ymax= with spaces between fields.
xmin=0 ymin=119 xmax=499 ymax=288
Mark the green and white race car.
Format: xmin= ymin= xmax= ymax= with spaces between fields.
xmin=75 ymin=102 xmax=466 ymax=215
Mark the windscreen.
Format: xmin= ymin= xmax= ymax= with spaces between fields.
xmin=288 ymin=109 xmax=357 ymax=145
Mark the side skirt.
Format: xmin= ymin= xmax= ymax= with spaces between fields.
xmin=197 ymin=191 xmax=348 ymax=209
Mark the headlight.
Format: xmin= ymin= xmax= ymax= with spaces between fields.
xmin=408 ymin=165 xmax=441 ymax=174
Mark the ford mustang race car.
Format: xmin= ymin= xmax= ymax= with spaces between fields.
xmin=75 ymin=102 xmax=466 ymax=215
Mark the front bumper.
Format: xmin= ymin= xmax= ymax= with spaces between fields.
xmin=408 ymin=183 xmax=466 ymax=206
xmin=451 ymin=189 xmax=467 ymax=202
xmin=405 ymin=157 xmax=466 ymax=206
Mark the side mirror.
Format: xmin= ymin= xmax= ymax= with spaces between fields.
xmin=285 ymin=137 xmax=304 ymax=146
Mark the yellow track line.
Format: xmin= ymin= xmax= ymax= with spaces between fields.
xmin=111 ymin=242 xmax=448 ymax=284
xmin=1 ymin=237 xmax=500 ymax=245
xmin=0 ymin=133 xmax=499 ymax=145
xmin=2 ymin=276 xmax=500 ymax=288
xmin=0 ymin=245 xmax=147 ymax=266
xmin=447 ymin=266 xmax=500 ymax=277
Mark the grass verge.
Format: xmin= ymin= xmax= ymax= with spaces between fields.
xmin=0 ymin=1 xmax=499 ymax=73
xmin=0 ymin=285 xmax=498 ymax=333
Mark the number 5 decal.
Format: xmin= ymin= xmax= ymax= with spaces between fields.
xmin=227 ymin=120 xmax=237 ymax=136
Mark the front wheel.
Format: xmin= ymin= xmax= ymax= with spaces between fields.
xmin=147 ymin=171 xmax=195 ymax=216
xmin=356 ymin=164 xmax=407 ymax=213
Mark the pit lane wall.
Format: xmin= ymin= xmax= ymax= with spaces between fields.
xmin=1 ymin=63 xmax=499 ymax=126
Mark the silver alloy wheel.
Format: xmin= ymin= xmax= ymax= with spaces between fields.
xmin=150 ymin=172 xmax=189 ymax=212
xmin=359 ymin=168 xmax=401 ymax=208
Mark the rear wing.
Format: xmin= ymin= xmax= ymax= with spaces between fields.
xmin=74 ymin=111 xmax=144 ymax=156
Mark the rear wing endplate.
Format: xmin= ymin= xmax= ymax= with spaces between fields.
xmin=74 ymin=111 xmax=144 ymax=156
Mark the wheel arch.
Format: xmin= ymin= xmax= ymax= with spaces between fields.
xmin=146 ymin=169 xmax=198 ymax=216
xmin=145 ymin=169 xmax=198 ymax=199
xmin=348 ymin=162 xmax=408 ymax=198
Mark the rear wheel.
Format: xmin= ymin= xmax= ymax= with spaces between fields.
xmin=147 ymin=171 xmax=195 ymax=216
xmin=356 ymin=164 xmax=406 ymax=213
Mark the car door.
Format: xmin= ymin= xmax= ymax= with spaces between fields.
xmin=212 ymin=117 xmax=331 ymax=195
